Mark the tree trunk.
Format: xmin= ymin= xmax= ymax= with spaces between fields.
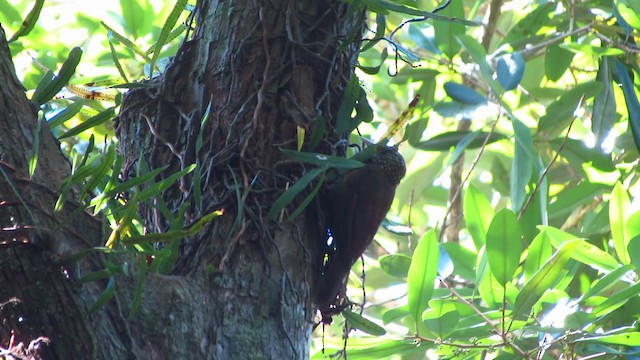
xmin=1 ymin=0 xmax=364 ymax=358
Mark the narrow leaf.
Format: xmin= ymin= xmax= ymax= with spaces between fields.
xmin=342 ymin=309 xmax=386 ymax=336
xmin=266 ymin=168 xmax=324 ymax=221
xmin=512 ymin=239 xmax=579 ymax=319
xmin=8 ymin=0 xmax=44 ymax=42
xmin=407 ymin=230 xmax=439 ymax=324
xmin=609 ymin=182 xmax=631 ymax=264
xmin=58 ymin=107 xmax=115 ymax=139
xmin=89 ymin=277 xmax=116 ymax=313
xmin=280 ymin=149 xmax=364 ymax=169
xmin=32 ymin=47 xmax=83 ymax=106
xmin=150 ymin=0 xmax=188 ymax=76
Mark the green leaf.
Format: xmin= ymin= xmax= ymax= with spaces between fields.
xmin=365 ymin=0 xmax=479 ymax=26
xmin=511 ymin=118 xmax=534 ymax=212
xmin=28 ymin=114 xmax=43 ymax=178
xmin=581 ymin=264 xmax=635 ymax=301
xmin=382 ymin=305 xmax=410 ymax=325
xmin=610 ymin=182 xmax=631 ymax=264
xmin=512 ymin=239 xmax=579 ymax=319
xmin=0 ymin=0 xmax=22 ymax=25
xmin=32 ymin=47 xmax=83 ymax=106
xmin=149 ymin=0 xmax=188 ymax=76
xmin=102 ymin=22 xmax=153 ymax=64
xmin=422 ymin=300 xmax=460 ymax=338
xmin=266 ymin=168 xmax=324 ymax=221
xmin=592 ymin=58 xmax=618 ymax=148
xmin=90 ymin=166 xmax=167 ymax=208
xmin=8 ymin=0 xmax=44 ymax=42
xmin=523 ymin=231 xmax=553 ymax=282
xmin=57 ymin=107 xmax=116 ymax=139
xmin=280 ymin=149 xmax=364 ymax=169
xmin=414 ymin=130 xmax=507 ymax=151
xmin=444 ymin=82 xmax=487 ymax=104
xmin=538 ymin=81 xmax=604 ymax=135
xmin=407 ymin=230 xmax=439 ymax=324
xmin=545 ymin=43 xmax=575 ymax=81
xmin=486 ymin=209 xmax=522 ymax=286
xmin=476 ymin=253 xmax=504 ymax=308
xmin=615 ymin=0 xmax=640 ymax=30
xmin=89 ymin=277 xmax=116 ymax=314
xmin=625 ymin=210 xmax=640 ymax=242
xmin=286 ymin=171 xmax=324 ymax=222
xmin=501 ymin=2 xmax=555 ymax=46
xmin=457 ymin=35 xmax=501 ymax=94
xmin=593 ymin=282 xmax=640 ymax=316
xmin=576 ymin=332 xmax=640 ymax=346
xmin=496 ymin=52 xmax=525 ymax=91
xmin=548 ymin=181 xmax=609 ymax=220
xmin=139 ymin=163 xmax=194 ymax=198
xmin=48 ymin=101 xmax=85 ymax=129
xmin=128 ymin=256 xmax=148 ymax=318
xmin=550 ymin=139 xmax=615 ymax=173
xmin=336 ymin=75 xmax=360 ymax=135
xmin=408 ymin=23 xmax=440 ymax=55
xmin=433 ymin=0 xmax=466 ymax=60
xmin=379 ymin=254 xmax=411 ymax=278
xmin=629 ymin=235 xmax=640 ymax=269
xmin=561 ymin=43 xmax=624 ymax=57
xmin=120 ymin=0 xmax=153 ymax=39
xmin=341 ymin=309 xmax=386 ymax=336
xmin=463 ymin=185 xmax=494 ymax=250
xmin=360 ymin=14 xmax=386 ymax=52
xmin=323 ymin=339 xmax=427 ymax=359
xmin=540 ymin=226 xmax=619 ymax=272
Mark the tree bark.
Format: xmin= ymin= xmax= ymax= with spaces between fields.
xmin=1 ymin=0 xmax=364 ymax=358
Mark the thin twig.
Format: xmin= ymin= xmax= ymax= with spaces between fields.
xmin=438 ymin=116 xmax=501 ymax=242
xmin=519 ymin=95 xmax=584 ymax=219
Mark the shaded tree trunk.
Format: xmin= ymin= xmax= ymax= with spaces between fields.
xmin=1 ymin=0 xmax=364 ymax=358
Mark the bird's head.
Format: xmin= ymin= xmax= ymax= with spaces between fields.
xmin=368 ymin=146 xmax=406 ymax=186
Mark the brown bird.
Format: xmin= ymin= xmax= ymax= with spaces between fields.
xmin=315 ymin=146 xmax=406 ymax=323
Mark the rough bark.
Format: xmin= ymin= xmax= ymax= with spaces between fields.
xmin=0 ymin=27 xmax=136 ymax=359
xmin=1 ymin=0 xmax=365 ymax=359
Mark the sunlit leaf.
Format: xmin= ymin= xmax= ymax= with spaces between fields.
xmin=422 ymin=300 xmax=459 ymax=338
xmin=540 ymin=226 xmax=619 ymax=272
xmin=8 ymin=0 xmax=44 ymax=42
xmin=32 ymin=47 xmax=83 ymax=106
xmin=463 ymin=185 xmax=493 ymax=250
xmin=523 ymin=231 xmax=553 ymax=282
xmin=610 ymin=182 xmax=631 ymax=264
xmin=342 ymin=309 xmax=386 ymax=336
xmin=486 ymin=209 xmax=522 ymax=286
xmin=407 ymin=230 xmax=439 ymax=324
xmin=513 ymin=239 xmax=579 ymax=319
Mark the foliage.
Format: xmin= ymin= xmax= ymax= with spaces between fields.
xmin=2 ymin=0 xmax=200 ymax=316
xmin=311 ymin=0 xmax=640 ymax=359
xmin=3 ymin=0 xmax=640 ymax=359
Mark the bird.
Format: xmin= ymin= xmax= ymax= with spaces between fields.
xmin=314 ymin=145 xmax=406 ymax=323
